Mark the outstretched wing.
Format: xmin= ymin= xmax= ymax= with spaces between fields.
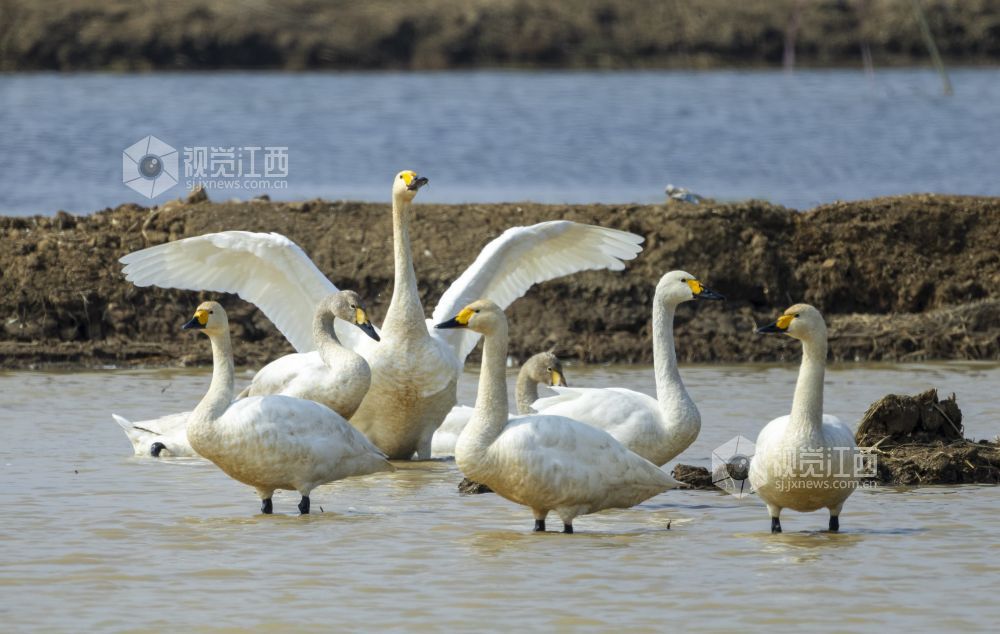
xmin=430 ymin=221 xmax=643 ymax=362
xmin=120 ymin=231 xmax=337 ymax=352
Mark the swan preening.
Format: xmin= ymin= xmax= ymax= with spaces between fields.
xmin=181 ymin=301 xmax=393 ymax=514
xmin=749 ymin=304 xmax=858 ymax=533
xmin=531 ymin=271 xmax=722 ymax=466
xmin=431 ymin=350 xmax=567 ymax=458
xmin=436 ymin=300 xmax=679 ymax=533
xmin=111 ymin=290 xmax=378 ymax=458
xmin=121 ymin=170 xmax=644 ymax=460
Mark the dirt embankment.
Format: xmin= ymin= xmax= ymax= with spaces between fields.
xmin=1 ymin=0 xmax=998 ymax=71
xmin=1 ymin=193 xmax=999 ymax=369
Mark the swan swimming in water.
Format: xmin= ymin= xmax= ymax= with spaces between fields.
xmin=111 ymin=291 xmax=378 ymax=457
xmin=531 ymin=271 xmax=723 ymax=465
xmin=181 ymin=301 xmax=393 ymax=515
xmin=749 ymin=303 xmax=858 ymax=533
xmin=120 ymin=170 xmax=644 ymax=460
xmin=238 ymin=290 xmax=379 ymax=417
xmin=431 ymin=350 xmax=567 ymax=458
xmin=436 ymin=300 xmax=679 ymax=534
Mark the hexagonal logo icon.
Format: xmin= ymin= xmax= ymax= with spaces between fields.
xmin=711 ymin=434 xmax=756 ymax=498
xmin=122 ymin=135 xmax=179 ymax=198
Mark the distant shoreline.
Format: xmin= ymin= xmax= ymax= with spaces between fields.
xmin=1 ymin=193 xmax=998 ymax=369
xmin=1 ymin=0 xmax=997 ymax=72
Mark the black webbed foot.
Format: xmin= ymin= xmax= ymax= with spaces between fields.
xmin=771 ymin=517 xmax=782 ymax=533
xmin=563 ymin=524 xmax=574 ymax=534
xmin=829 ymin=516 xmax=839 ymax=532
xmin=261 ymin=498 xmax=273 ymax=514
xmin=533 ymin=519 xmax=545 ymax=532
xmin=149 ymin=442 xmax=166 ymax=457
xmin=298 ymin=496 xmax=310 ymax=515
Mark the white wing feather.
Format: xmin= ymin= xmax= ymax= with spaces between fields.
xmin=430 ymin=221 xmax=643 ymax=362
xmin=120 ymin=231 xmax=339 ymax=352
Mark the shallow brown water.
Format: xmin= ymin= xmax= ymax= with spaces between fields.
xmin=1 ymin=363 xmax=998 ymax=631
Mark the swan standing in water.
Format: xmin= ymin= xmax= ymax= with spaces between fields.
xmin=750 ymin=304 xmax=858 ymax=533
xmin=436 ymin=300 xmax=679 ymax=533
xmin=531 ymin=271 xmax=723 ymax=466
xmin=120 ymin=170 xmax=644 ymax=459
xmin=431 ymin=351 xmax=567 ymax=458
xmin=181 ymin=301 xmax=393 ymax=514
xmin=239 ymin=290 xmax=379 ymax=418
xmin=111 ymin=291 xmax=378 ymax=457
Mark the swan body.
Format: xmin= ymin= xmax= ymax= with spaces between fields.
xmin=749 ymin=304 xmax=858 ymax=533
xmin=437 ymin=300 xmax=678 ymax=533
xmin=240 ymin=291 xmax=379 ymax=419
xmin=112 ymin=411 xmax=196 ymax=457
xmin=181 ymin=301 xmax=393 ymax=514
xmin=121 ymin=170 xmax=643 ymax=460
xmin=431 ymin=351 xmax=566 ymax=458
xmin=532 ymin=271 xmax=723 ymax=466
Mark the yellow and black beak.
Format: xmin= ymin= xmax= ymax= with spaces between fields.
xmin=435 ymin=306 xmax=473 ymax=330
xmin=407 ymin=175 xmax=429 ymax=191
xmin=550 ymin=368 xmax=568 ymax=387
xmin=686 ymin=279 xmax=725 ymax=301
xmin=182 ymin=309 xmax=209 ymax=331
xmin=354 ymin=308 xmax=380 ymax=341
xmin=756 ymin=314 xmax=794 ymax=334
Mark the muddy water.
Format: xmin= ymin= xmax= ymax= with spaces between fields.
xmin=1 ymin=363 xmax=998 ymax=630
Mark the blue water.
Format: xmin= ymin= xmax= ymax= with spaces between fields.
xmin=1 ymin=69 xmax=998 ymax=216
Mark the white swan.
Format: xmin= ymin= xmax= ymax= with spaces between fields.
xmin=111 ymin=291 xmax=378 ymax=458
xmin=531 ymin=271 xmax=723 ymax=466
xmin=431 ymin=351 xmax=567 ymax=458
xmin=112 ymin=411 xmax=196 ymax=458
xmin=181 ymin=301 xmax=393 ymax=514
xmin=749 ymin=304 xmax=858 ymax=533
xmin=436 ymin=300 xmax=679 ymax=533
xmin=239 ymin=290 xmax=379 ymax=418
xmin=120 ymin=170 xmax=643 ymax=459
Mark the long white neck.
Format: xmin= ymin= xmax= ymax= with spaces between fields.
xmin=466 ymin=322 xmax=512 ymax=452
xmin=515 ymin=368 xmax=541 ymax=415
xmin=382 ymin=194 xmax=426 ymax=334
xmin=651 ymin=296 xmax=692 ymax=413
xmin=314 ymin=311 xmax=349 ymax=367
xmin=191 ymin=330 xmax=235 ymax=426
xmin=788 ymin=334 xmax=827 ymax=436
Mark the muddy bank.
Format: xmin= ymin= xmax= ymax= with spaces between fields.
xmin=857 ymin=389 xmax=1000 ymax=485
xmin=2 ymin=0 xmax=998 ymax=71
xmin=1 ymin=193 xmax=1000 ymax=369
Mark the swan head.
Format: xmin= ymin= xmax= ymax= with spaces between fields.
xmin=182 ymin=301 xmax=228 ymax=336
xmin=524 ymin=350 xmax=568 ymax=387
xmin=322 ymin=291 xmax=380 ymax=341
xmin=392 ymin=170 xmax=429 ymax=202
xmin=434 ymin=299 xmax=506 ymax=336
xmin=756 ymin=303 xmax=827 ymax=342
xmin=656 ymin=270 xmax=725 ymax=306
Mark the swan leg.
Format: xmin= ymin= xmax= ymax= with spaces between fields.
xmin=150 ymin=442 xmax=166 ymax=457
xmin=261 ymin=498 xmax=273 ymax=514
xmin=298 ymin=496 xmax=310 ymax=515
xmin=767 ymin=503 xmax=782 ymax=533
xmin=828 ymin=515 xmax=839 ymax=532
xmin=533 ymin=509 xmax=548 ymax=532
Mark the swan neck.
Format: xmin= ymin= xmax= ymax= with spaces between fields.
xmin=384 ymin=195 xmax=425 ymax=332
xmin=652 ymin=298 xmax=687 ymax=404
xmin=192 ymin=330 xmax=235 ymax=424
xmin=789 ymin=336 xmax=827 ymax=433
xmin=515 ymin=369 xmax=540 ymax=415
xmin=314 ymin=311 xmax=344 ymax=366
xmin=470 ymin=323 xmax=511 ymax=443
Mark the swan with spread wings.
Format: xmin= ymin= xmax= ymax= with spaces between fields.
xmin=120 ymin=171 xmax=643 ymax=459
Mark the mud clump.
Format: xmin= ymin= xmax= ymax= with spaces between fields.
xmin=2 ymin=193 xmax=1000 ymax=369
xmin=458 ymin=478 xmax=492 ymax=495
xmin=672 ymin=464 xmax=714 ymax=489
xmin=857 ymin=389 xmax=1000 ymax=485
